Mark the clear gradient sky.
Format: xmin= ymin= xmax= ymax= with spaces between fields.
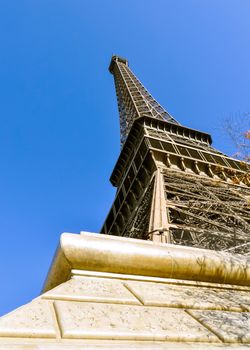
xmin=0 ymin=0 xmax=250 ymax=316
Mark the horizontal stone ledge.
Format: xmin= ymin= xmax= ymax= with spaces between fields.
xmin=42 ymin=232 xmax=250 ymax=292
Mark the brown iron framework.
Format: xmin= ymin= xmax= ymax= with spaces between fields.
xmin=109 ymin=55 xmax=179 ymax=146
xmin=101 ymin=55 xmax=250 ymax=255
xmin=164 ymin=170 xmax=250 ymax=252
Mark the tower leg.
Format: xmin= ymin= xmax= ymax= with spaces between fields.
xmin=148 ymin=168 xmax=171 ymax=243
xmin=150 ymin=230 xmax=170 ymax=243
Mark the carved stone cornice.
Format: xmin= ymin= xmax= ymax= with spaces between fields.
xmin=43 ymin=231 xmax=250 ymax=293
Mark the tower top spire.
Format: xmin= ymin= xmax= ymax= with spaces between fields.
xmin=109 ymin=55 xmax=179 ymax=146
xmin=109 ymin=55 xmax=128 ymax=73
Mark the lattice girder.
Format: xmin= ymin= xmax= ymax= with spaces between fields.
xmin=109 ymin=55 xmax=179 ymax=146
xmin=163 ymin=170 xmax=250 ymax=253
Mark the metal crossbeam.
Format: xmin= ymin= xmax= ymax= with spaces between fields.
xmin=163 ymin=171 xmax=250 ymax=253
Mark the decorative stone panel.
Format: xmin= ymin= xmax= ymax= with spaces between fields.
xmin=43 ymin=277 xmax=139 ymax=305
xmin=187 ymin=310 xmax=250 ymax=343
xmin=54 ymin=301 xmax=219 ymax=342
xmin=0 ymin=300 xmax=56 ymax=338
xmin=125 ymin=280 xmax=250 ymax=311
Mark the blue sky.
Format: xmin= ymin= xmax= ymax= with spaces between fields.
xmin=0 ymin=0 xmax=250 ymax=316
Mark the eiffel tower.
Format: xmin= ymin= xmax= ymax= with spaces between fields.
xmin=1 ymin=55 xmax=250 ymax=348
xmin=101 ymin=55 xmax=250 ymax=253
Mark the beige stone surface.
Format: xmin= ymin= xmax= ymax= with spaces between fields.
xmin=2 ymin=232 xmax=250 ymax=347
xmin=54 ymin=301 xmax=219 ymax=342
xmin=43 ymin=276 xmax=139 ymax=304
xmin=72 ymin=269 xmax=250 ymax=291
xmin=0 ymin=343 xmax=250 ymax=350
xmin=188 ymin=310 xmax=250 ymax=343
xmin=219 ymin=289 xmax=250 ymax=311
xmin=125 ymin=280 xmax=250 ymax=311
xmin=0 ymin=300 xmax=56 ymax=338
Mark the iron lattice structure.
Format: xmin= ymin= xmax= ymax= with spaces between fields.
xmin=101 ymin=55 xmax=250 ymax=255
xmin=109 ymin=56 xmax=179 ymax=146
